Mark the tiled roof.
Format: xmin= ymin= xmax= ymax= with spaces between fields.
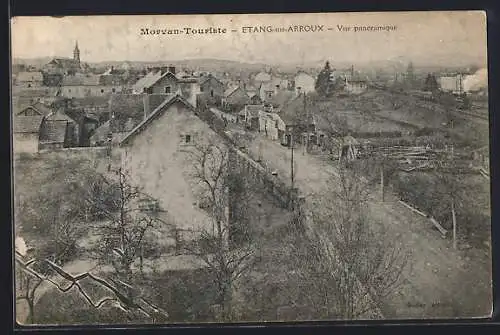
xmin=39 ymin=120 xmax=68 ymax=143
xmin=13 ymin=116 xmax=44 ymax=134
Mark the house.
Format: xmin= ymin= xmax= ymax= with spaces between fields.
xmin=199 ymin=74 xmax=225 ymax=101
xmin=38 ymin=119 xmax=73 ymax=150
xmin=242 ymin=105 xmax=265 ymax=130
xmin=118 ymin=94 xmax=224 ymax=233
xmin=43 ymin=108 xmax=79 ymax=147
xmin=11 ymin=87 xmax=59 ymax=114
xmin=107 ymin=93 xmax=177 ymax=141
xmin=278 ymin=94 xmax=316 ymax=146
xmin=222 ymin=86 xmax=250 ymax=112
xmin=294 ymin=72 xmax=315 ymax=95
xmin=14 ymin=71 xmax=43 ymax=88
xmin=63 ymin=107 xmax=100 ymax=146
xmin=12 ymin=116 xmax=44 ymax=153
xmin=344 ymin=79 xmax=368 ymax=95
xmin=16 ymin=102 xmax=53 ymax=117
xmin=60 ymin=74 xmax=123 ymax=98
xmin=439 ymin=74 xmax=465 ymax=95
xmin=257 ymin=112 xmax=283 ymax=141
xmin=132 ymin=67 xmax=201 ymax=107
xmin=69 ymin=96 xmax=110 ymax=118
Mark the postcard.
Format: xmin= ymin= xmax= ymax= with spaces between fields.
xmin=11 ymin=11 xmax=491 ymax=325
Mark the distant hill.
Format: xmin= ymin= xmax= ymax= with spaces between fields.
xmin=13 ymin=54 xmax=486 ymax=75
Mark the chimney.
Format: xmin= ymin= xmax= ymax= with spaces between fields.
xmin=168 ymin=65 xmax=176 ymax=75
xmin=143 ymin=94 xmax=150 ymax=120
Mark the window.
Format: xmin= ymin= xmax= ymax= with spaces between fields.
xmin=68 ymin=89 xmax=72 ymax=93
xmin=185 ymin=134 xmax=191 ymax=143
xmin=200 ymin=87 xmax=204 ymax=92
xmin=210 ymin=89 xmax=214 ymax=97
xmin=165 ymin=86 xmax=171 ymax=94
xmin=100 ymin=89 xmax=105 ymax=93
xmin=112 ymin=88 xmax=116 ymax=93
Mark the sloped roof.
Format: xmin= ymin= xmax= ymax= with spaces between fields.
xmin=62 ymin=74 xmax=101 ymax=86
xmin=17 ymin=102 xmax=53 ymax=116
xmin=13 ymin=116 xmax=44 ymax=134
xmin=46 ymin=108 xmax=76 ymax=123
xmin=120 ymin=94 xmax=195 ymax=146
xmin=132 ymin=70 xmax=162 ymax=92
xmin=109 ymin=93 xmax=173 ymax=133
xmin=199 ymin=74 xmax=224 ymax=86
xmin=39 ymin=120 xmax=68 ymax=143
xmin=224 ymin=86 xmax=239 ymax=97
xmin=109 ymin=94 xmax=145 ymax=132
xmin=89 ymin=120 xmax=111 ymax=142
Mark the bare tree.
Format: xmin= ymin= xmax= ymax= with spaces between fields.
xmin=291 ymin=163 xmax=409 ymax=319
xmin=85 ymin=168 xmax=161 ymax=291
xmin=186 ymin=141 xmax=256 ymax=321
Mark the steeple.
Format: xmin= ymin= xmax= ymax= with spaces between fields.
xmin=73 ymin=40 xmax=80 ymax=64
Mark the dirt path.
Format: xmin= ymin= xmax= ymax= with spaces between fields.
xmin=247 ymin=134 xmax=492 ymax=319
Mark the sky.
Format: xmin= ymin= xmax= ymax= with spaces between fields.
xmin=11 ymin=11 xmax=487 ymax=67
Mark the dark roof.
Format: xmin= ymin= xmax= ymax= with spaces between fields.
xmin=109 ymin=94 xmax=145 ymax=132
xmin=120 ymin=94 xmax=195 ymax=146
xmin=46 ymin=108 xmax=76 ymax=123
xmin=108 ymin=94 xmax=172 ymax=133
xmin=199 ymin=74 xmax=224 ymax=86
xmin=13 ymin=116 xmax=44 ymax=134
xmin=39 ymin=120 xmax=68 ymax=143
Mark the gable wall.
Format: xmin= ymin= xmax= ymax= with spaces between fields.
xmin=120 ymin=101 xmax=226 ymax=232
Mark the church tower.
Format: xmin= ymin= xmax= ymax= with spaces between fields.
xmin=73 ymin=41 xmax=80 ymax=64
